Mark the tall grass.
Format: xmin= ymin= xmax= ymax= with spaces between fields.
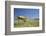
xmin=14 ymin=19 xmax=39 ymax=27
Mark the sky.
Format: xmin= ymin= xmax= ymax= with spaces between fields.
xmin=14 ymin=8 xmax=39 ymax=19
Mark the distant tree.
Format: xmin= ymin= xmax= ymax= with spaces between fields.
xmin=16 ymin=16 xmax=27 ymax=24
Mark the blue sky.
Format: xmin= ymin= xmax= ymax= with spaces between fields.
xmin=14 ymin=8 xmax=39 ymax=19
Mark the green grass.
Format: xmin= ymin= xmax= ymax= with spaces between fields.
xmin=14 ymin=19 xmax=39 ymax=27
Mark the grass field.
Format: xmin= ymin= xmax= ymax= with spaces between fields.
xmin=14 ymin=8 xmax=39 ymax=28
xmin=14 ymin=19 xmax=39 ymax=27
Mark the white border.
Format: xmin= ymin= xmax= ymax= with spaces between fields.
xmin=11 ymin=5 xmax=42 ymax=32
